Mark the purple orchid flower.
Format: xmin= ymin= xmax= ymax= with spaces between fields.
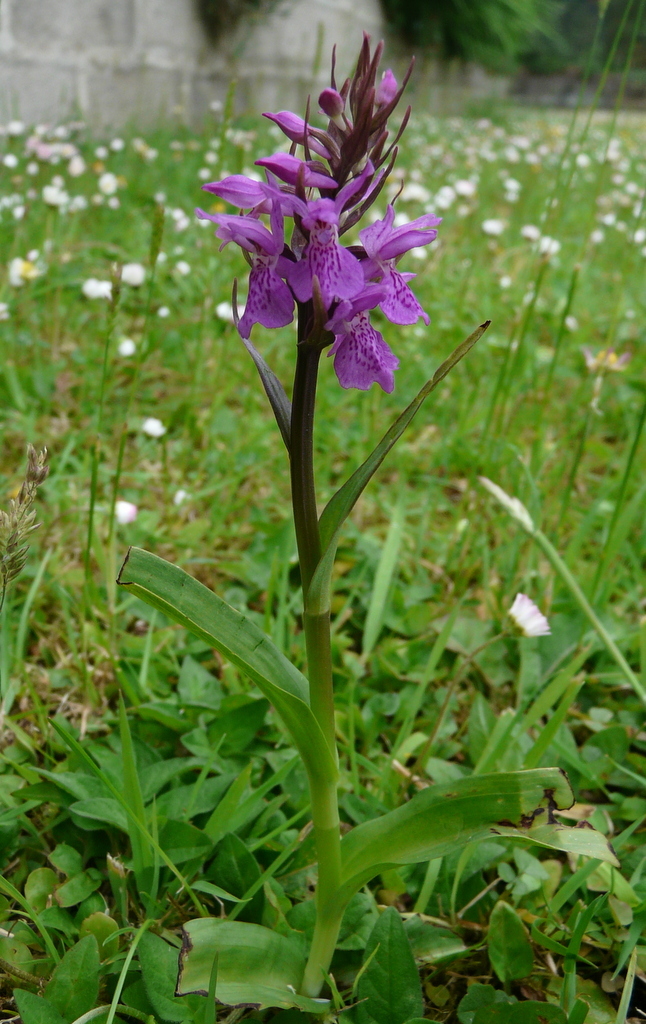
xmin=359 ymin=205 xmax=441 ymax=325
xmin=255 ymin=153 xmax=338 ymax=190
xmin=197 ymin=205 xmax=294 ymax=339
xmin=326 ymin=284 xmax=399 ymax=393
xmin=284 ymin=162 xmax=376 ymax=309
xmin=262 ymin=111 xmax=333 ymax=160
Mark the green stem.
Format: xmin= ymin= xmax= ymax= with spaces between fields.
xmin=301 ymin=778 xmax=343 ymax=998
xmin=290 ymin=307 xmax=343 ymax=997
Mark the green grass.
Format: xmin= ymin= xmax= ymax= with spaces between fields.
xmin=0 ymin=101 xmax=646 ymax=1023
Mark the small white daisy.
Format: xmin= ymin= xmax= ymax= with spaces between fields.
xmin=98 ymin=171 xmax=118 ymax=196
xmin=521 ymin=224 xmax=541 ymax=242
xmin=142 ymin=417 xmax=166 ymax=438
xmin=82 ymin=278 xmax=112 ymax=300
xmin=115 ymin=500 xmax=138 ymax=524
xmin=508 ymin=593 xmax=551 ymax=637
xmin=482 ymin=218 xmax=505 ymax=237
xmin=118 ymin=338 xmax=136 ymax=356
xmin=121 ymin=262 xmax=146 ymax=287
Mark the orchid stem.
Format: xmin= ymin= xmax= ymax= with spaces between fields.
xmin=290 ymin=307 xmax=342 ymax=996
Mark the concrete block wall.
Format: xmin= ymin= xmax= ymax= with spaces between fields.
xmin=0 ymin=0 xmax=384 ymax=128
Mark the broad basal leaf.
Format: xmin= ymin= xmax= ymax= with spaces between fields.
xmin=178 ymin=918 xmax=329 ymax=1013
xmin=338 ymin=769 xmax=616 ymax=900
xmin=117 ymin=548 xmax=336 ymax=784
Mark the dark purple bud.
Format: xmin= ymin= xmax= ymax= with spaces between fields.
xmin=375 ymin=69 xmax=398 ymax=106
xmin=318 ymin=88 xmax=345 ymax=121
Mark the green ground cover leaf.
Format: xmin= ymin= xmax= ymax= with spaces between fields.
xmin=138 ymin=930 xmax=193 ymax=1023
xmin=13 ymin=991 xmax=68 ymax=1024
xmin=45 ymin=934 xmax=100 ymax=1020
xmin=356 ymin=907 xmax=424 ymax=1024
xmin=486 ymin=900 xmax=533 ymax=982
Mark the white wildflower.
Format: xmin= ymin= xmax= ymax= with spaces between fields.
xmin=121 ymin=262 xmax=146 ymax=287
xmin=42 ymin=183 xmax=69 ymax=207
xmin=508 ymin=593 xmax=551 ymax=637
xmin=173 ymin=489 xmax=189 ymax=506
xmin=0 ymin=302 xmax=9 ymax=320
xmin=68 ymin=155 xmax=86 ymax=177
xmin=215 ymin=301 xmax=235 ymax=322
xmin=538 ymin=236 xmax=561 ymax=256
xmin=521 ymin=224 xmax=540 ymax=242
xmin=590 ymin=229 xmax=605 ymax=244
xmin=3 ymin=153 xmax=18 ymax=169
xmin=175 ymin=260 xmax=191 ymax=276
xmin=142 ymin=417 xmax=166 ymax=438
xmin=455 ymin=179 xmax=476 ymax=197
xmin=482 ymin=218 xmax=505 ymax=236
xmin=499 ymin=275 xmax=512 ymax=289
xmin=565 ymin=315 xmax=579 ymax=332
xmin=110 ymin=138 xmax=125 ymax=152
xmin=115 ymin=500 xmax=138 ymax=525
xmin=82 ymin=278 xmax=112 ymax=300
xmin=8 ymin=257 xmax=40 ymax=287
xmin=118 ymin=338 xmax=136 ymax=356
xmin=7 ymin=121 xmax=25 ymax=136
xmin=98 ymin=172 xmax=118 ymax=196
xmin=575 ymin=153 xmax=591 ymax=168
xmin=157 ymin=306 xmax=170 ymax=318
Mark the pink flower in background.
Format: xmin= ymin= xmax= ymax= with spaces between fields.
xmin=115 ymin=500 xmax=138 ymax=525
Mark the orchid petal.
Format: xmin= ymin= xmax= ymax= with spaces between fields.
xmin=201 ymin=174 xmax=266 ymax=208
xmin=329 ymin=312 xmax=399 ymax=393
xmin=238 ymin=265 xmax=294 ymax=338
xmin=379 ymin=268 xmax=429 ymax=326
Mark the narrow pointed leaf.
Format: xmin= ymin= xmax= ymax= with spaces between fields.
xmin=338 ymin=769 xmax=615 ymax=900
xmin=117 ymin=548 xmax=336 ymax=786
xmin=118 ymin=697 xmax=154 ymax=887
xmin=242 ymin=336 xmax=291 ymax=451
xmin=177 ymin=918 xmax=329 ymax=1013
xmin=309 ymin=322 xmax=489 ymax=615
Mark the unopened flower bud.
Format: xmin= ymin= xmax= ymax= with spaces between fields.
xmin=376 ymin=69 xmax=398 ymax=106
xmin=318 ymin=88 xmax=345 ymax=126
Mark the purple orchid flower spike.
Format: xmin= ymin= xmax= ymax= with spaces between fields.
xmin=326 ymin=284 xmax=399 ymax=393
xmin=197 ymin=204 xmax=294 ymax=339
xmin=359 ymin=204 xmax=441 ymax=325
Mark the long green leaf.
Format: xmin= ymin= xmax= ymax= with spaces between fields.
xmin=117 ymin=548 xmax=336 ymax=786
xmin=242 ymin=336 xmax=291 ymax=451
xmin=118 ymin=697 xmax=154 ymax=890
xmin=337 ymin=769 xmax=616 ymax=901
xmin=308 ymin=322 xmax=489 ymax=615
